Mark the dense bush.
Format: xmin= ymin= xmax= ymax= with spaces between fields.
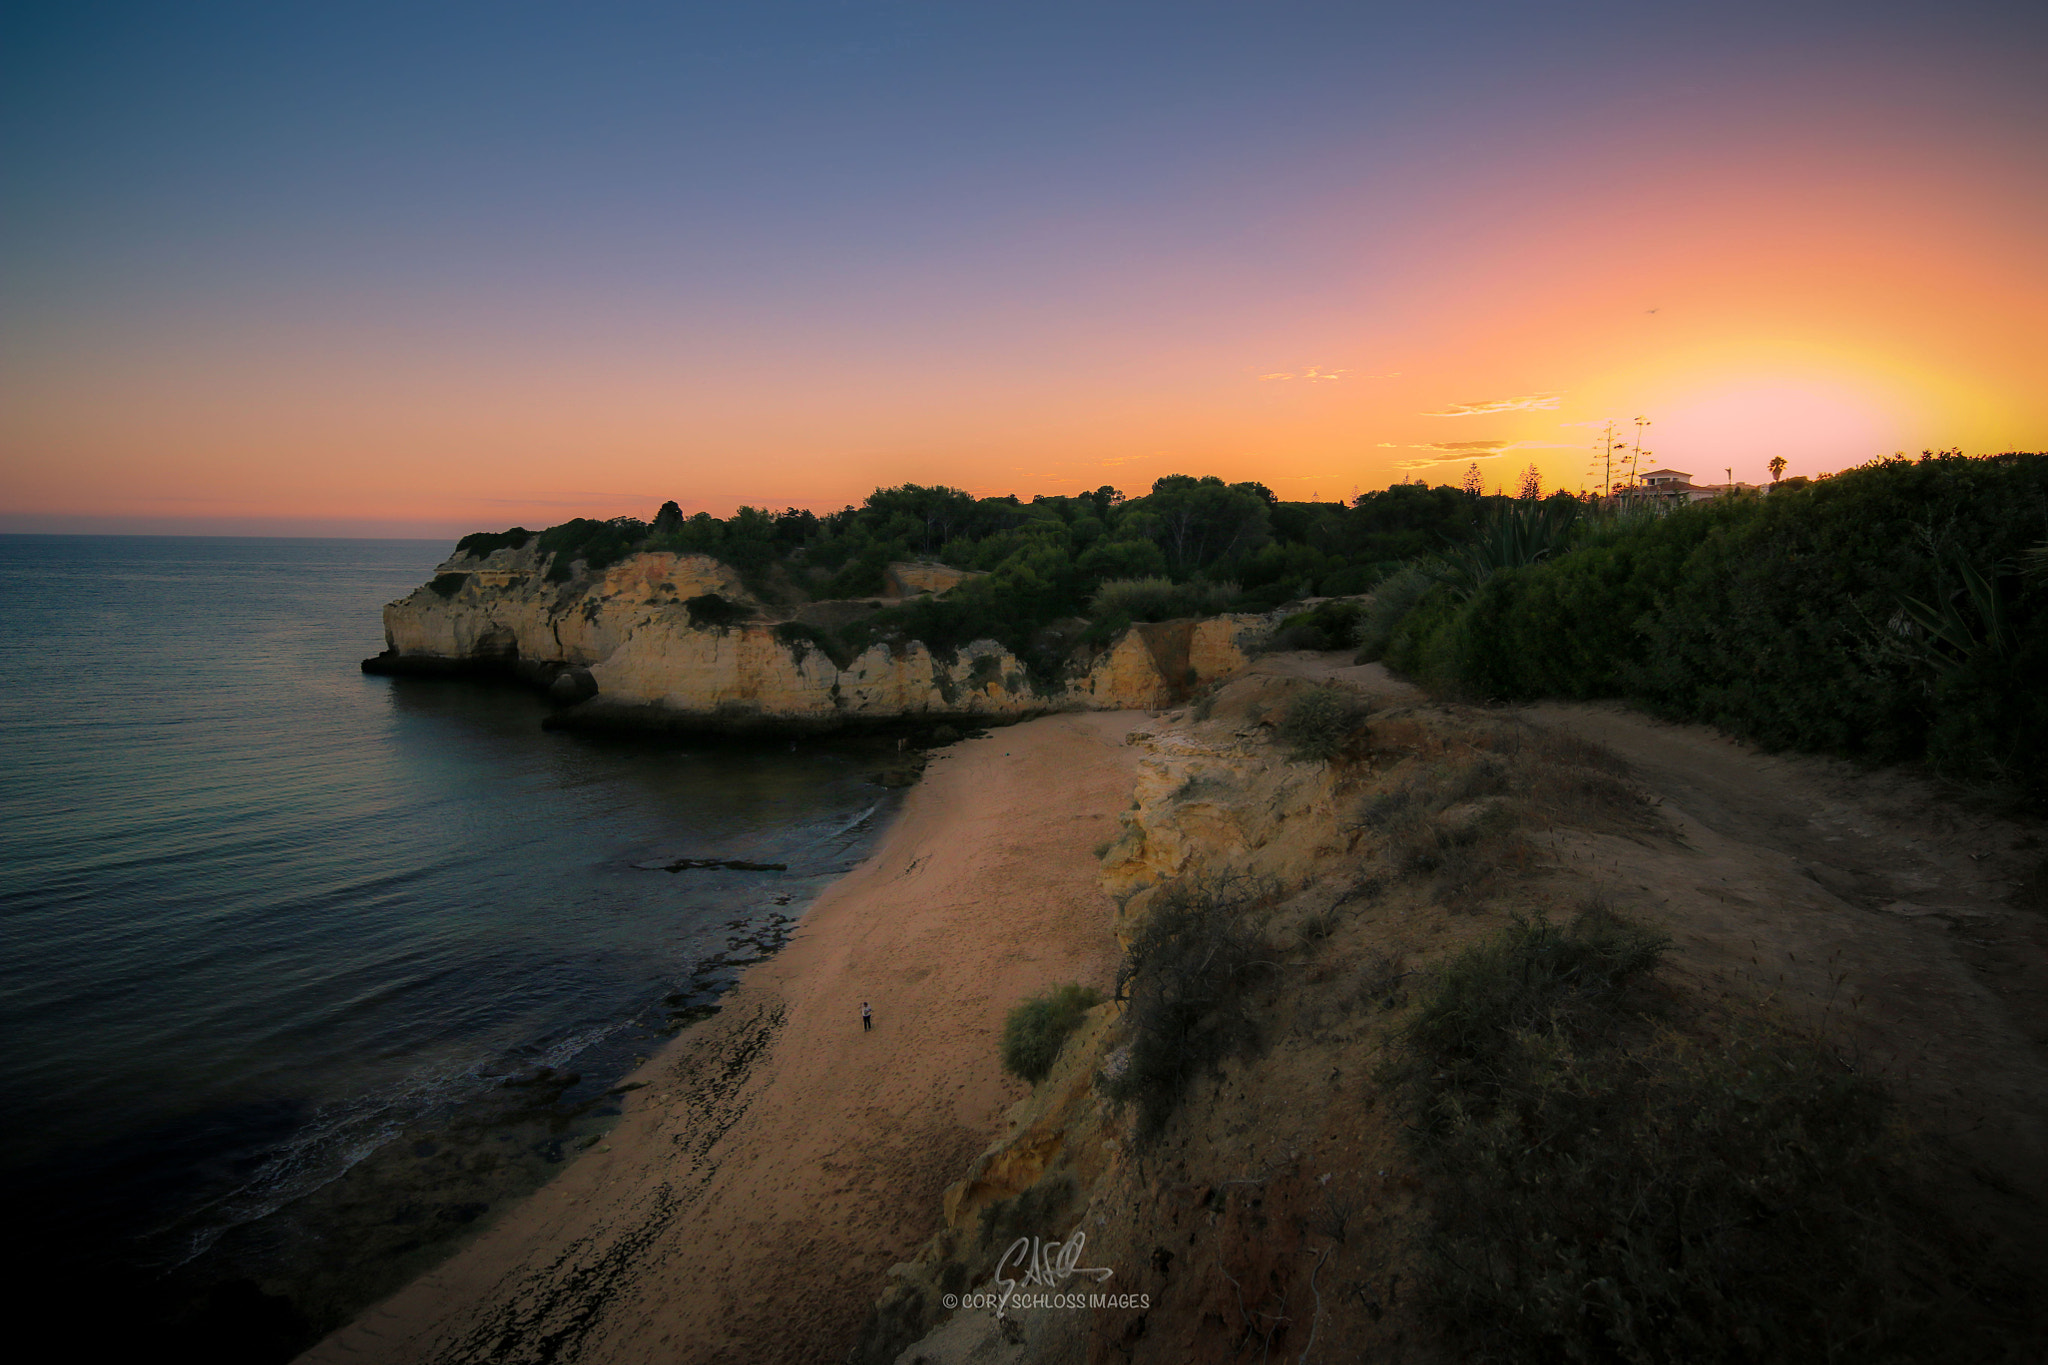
xmin=454 ymin=527 xmax=532 ymax=559
xmin=538 ymin=516 xmax=648 ymax=581
xmin=1383 ymin=454 xmax=2048 ymax=801
xmin=999 ymin=984 xmax=1103 ymax=1084
xmin=1394 ymin=905 xmax=2030 ymax=1362
xmin=683 ymin=593 xmax=752 ymax=630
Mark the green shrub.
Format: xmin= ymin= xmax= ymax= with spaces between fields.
xmin=1088 ymin=576 xmax=1240 ymax=622
xmin=428 ymin=573 xmax=467 ymax=599
xmin=999 ymin=984 xmax=1102 ymax=1084
xmin=1352 ymin=565 xmax=1438 ymax=661
xmin=1276 ymin=685 xmax=1369 ymax=762
xmin=1266 ymin=597 xmax=1365 ymax=651
xmin=1394 ymin=905 xmax=2031 ymax=1363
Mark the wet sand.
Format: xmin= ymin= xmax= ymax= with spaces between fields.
xmin=298 ymin=710 xmax=1145 ymax=1365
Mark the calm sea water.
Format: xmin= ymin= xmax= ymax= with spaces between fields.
xmin=0 ymin=535 xmax=896 ymax=1358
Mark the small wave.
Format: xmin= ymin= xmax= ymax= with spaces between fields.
xmin=811 ymin=800 xmax=882 ymax=848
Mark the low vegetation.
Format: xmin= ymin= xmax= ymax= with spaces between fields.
xmin=1088 ymin=575 xmax=1242 ymax=623
xmin=1275 ymin=684 xmax=1370 ymax=762
xmin=998 ymin=984 xmax=1102 ymax=1085
xmin=1391 ymin=905 xmax=2024 ymax=1363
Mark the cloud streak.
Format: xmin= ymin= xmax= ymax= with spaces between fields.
xmin=1422 ymin=393 xmax=1562 ymax=417
xmin=1385 ymin=438 xmax=1576 ymax=470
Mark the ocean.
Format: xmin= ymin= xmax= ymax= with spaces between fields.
xmin=0 ymin=534 xmax=897 ymax=1359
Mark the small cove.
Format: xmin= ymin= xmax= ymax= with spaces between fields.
xmin=0 ymin=534 xmax=900 ymax=1360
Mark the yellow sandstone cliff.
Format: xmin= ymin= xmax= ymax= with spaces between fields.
xmin=365 ymin=542 xmax=1263 ymax=730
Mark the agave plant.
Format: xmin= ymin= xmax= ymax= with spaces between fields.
xmin=1437 ymin=498 xmax=1580 ymax=599
xmin=2022 ymin=536 xmax=2048 ymax=585
xmin=1895 ymin=549 xmax=2015 ymax=665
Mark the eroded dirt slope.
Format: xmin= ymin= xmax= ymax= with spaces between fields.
xmin=873 ymin=654 xmax=2048 ymax=1364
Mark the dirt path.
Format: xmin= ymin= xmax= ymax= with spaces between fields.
xmin=1257 ymin=649 xmax=2048 ymax=1236
xmin=298 ymin=711 xmax=1145 ymax=1365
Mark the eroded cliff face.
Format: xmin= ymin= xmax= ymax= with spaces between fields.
xmin=366 ymin=544 xmax=1262 ymax=731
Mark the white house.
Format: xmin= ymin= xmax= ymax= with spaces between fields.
xmin=1627 ymin=469 xmax=1756 ymax=503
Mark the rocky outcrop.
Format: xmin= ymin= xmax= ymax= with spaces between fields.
xmin=363 ymin=545 xmax=1263 ymax=732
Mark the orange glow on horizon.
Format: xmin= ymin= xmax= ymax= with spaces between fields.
xmin=5 ymin=48 xmax=2044 ymax=535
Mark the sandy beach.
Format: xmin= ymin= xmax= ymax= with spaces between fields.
xmin=299 ymin=709 xmax=1146 ymax=1365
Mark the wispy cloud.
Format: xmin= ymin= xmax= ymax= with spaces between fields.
xmin=1259 ymin=366 xmax=1347 ymax=382
xmin=1385 ymin=439 xmax=1574 ymax=470
xmin=479 ymin=491 xmax=666 ymax=507
xmin=1422 ymin=393 xmax=1561 ymax=417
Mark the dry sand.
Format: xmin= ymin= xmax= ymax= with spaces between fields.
xmin=299 ymin=710 xmax=1145 ymax=1365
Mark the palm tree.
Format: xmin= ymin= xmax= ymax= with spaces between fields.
xmin=1768 ymin=456 xmax=1787 ymax=484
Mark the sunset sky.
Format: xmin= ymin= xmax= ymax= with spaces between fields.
xmin=4 ymin=1 xmax=2045 ymax=536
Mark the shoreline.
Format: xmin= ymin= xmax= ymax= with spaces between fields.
xmin=299 ymin=708 xmax=1148 ymax=1365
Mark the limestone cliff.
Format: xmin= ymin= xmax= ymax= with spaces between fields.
xmin=363 ymin=543 xmax=1263 ymax=731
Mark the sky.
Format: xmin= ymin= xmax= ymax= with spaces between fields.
xmin=4 ymin=0 xmax=2045 ymax=537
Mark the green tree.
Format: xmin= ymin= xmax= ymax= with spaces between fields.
xmin=1130 ymin=475 xmax=1272 ymax=574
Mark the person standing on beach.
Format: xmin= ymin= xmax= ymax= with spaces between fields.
xmin=861 ymin=1001 xmax=873 ymax=1032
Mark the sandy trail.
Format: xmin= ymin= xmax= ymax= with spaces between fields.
xmin=300 ymin=710 xmax=1144 ymax=1365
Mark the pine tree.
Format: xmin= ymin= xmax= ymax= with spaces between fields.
xmin=1518 ymin=463 xmax=1543 ymax=500
xmin=1462 ymin=463 xmax=1485 ymax=497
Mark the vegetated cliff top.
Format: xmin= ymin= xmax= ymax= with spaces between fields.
xmin=436 ymin=475 xmax=1531 ymax=678
xmin=449 ymin=476 xmax=1523 ymax=611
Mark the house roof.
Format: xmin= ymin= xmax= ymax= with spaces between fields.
xmin=1637 ymin=469 xmax=1693 ymax=479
